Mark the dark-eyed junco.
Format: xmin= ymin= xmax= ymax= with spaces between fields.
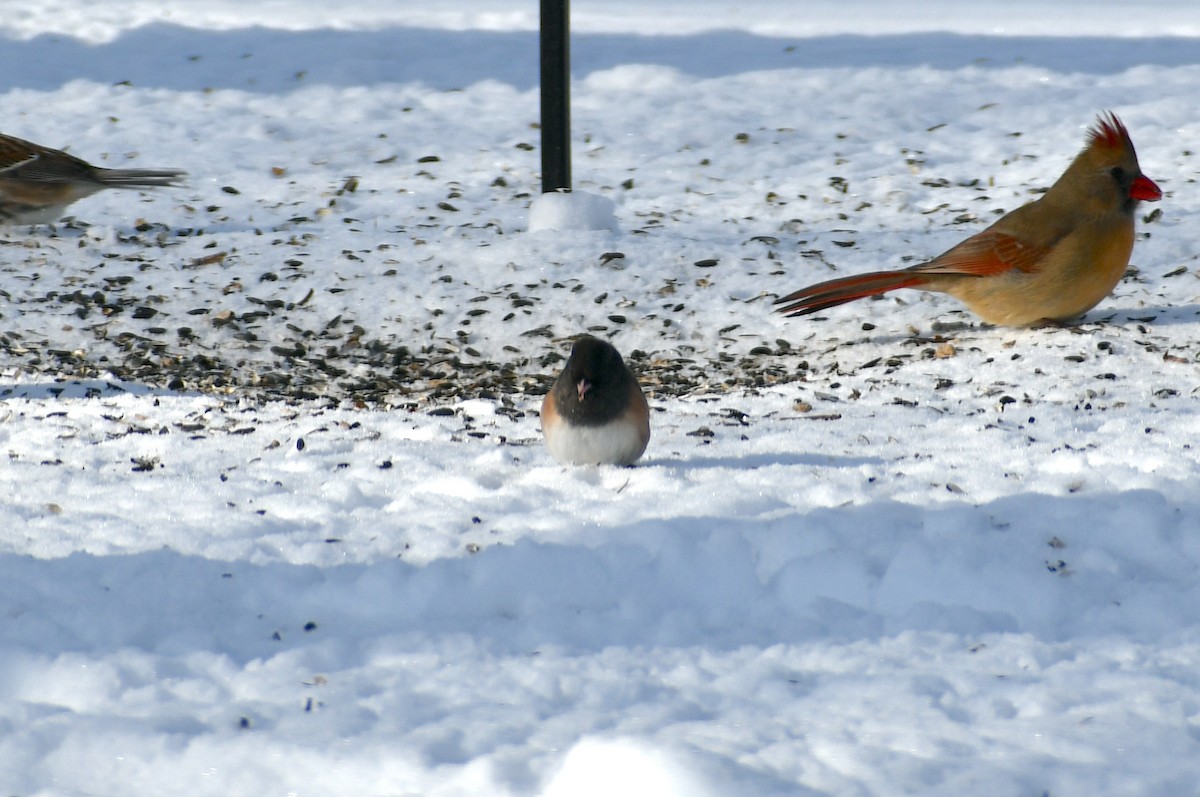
xmin=0 ymin=132 xmax=186 ymax=224
xmin=541 ymin=335 xmax=650 ymax=466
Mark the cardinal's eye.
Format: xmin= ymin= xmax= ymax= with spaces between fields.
xmin=1109 ymin=166 xmax=1126 ymax=181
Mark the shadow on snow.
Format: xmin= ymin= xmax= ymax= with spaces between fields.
xmin=1 ymin=486 xmax=1195 ymax=663
xmin=0 ymin=26 xmax=1198 ymax=93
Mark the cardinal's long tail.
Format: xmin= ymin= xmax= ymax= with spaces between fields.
xmin=774 ymin=270 xmax=930 ymax=317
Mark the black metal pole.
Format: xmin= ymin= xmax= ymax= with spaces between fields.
xmin=540 ymin=0 xmax=571 ymax=192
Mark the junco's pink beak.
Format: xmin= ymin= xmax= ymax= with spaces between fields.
xmin=577 ymin=378 xmax=591 ymax=402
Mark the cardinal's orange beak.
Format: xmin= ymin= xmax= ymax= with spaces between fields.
xmin=1131 ymin=174 xmax=1162 ymax=202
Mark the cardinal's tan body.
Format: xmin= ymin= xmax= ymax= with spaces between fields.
xmin=776 ymin=113 xmax=1161 ymax=327
xmin=916 ymin=194 xmax=1136 ymax=326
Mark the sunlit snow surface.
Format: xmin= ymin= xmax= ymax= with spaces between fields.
xmin=2 ymin=2 xmax=1200 ymax=795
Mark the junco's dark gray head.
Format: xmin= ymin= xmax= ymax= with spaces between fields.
xmin=554 ymin=335 xmax=634 ymax=425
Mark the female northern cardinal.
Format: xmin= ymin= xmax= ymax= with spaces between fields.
xmin=0 ymin=132 xmax=186 ymax=225
xmin=775 ymin=112 xmax=1162 ymax=326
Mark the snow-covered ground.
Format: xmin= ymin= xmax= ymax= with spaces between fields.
xmin=2 ymin=2 xmax=1200 ymax=794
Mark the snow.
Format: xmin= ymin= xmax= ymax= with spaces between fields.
xmin=528 ymin=190 xmax=619 ymax=232
xmin=2 ymin=2 xmax=1200 ymax=795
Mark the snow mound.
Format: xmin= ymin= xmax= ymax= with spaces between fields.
xmin=542 ymin=737 xmax=718 ymax=797
xmin=528 ymin=190 xmax=619 ymax=232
